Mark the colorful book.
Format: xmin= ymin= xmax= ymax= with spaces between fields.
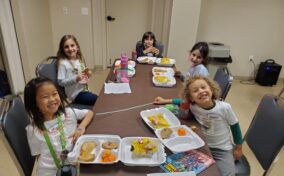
xmin=160 ymin=150 xmax=215 ymax=174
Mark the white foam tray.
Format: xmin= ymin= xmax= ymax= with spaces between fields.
xmin=115 ymin=60 xmax=136 ymax=67
xmin=152 ymin=75 xmax=176 ymax=87
xmin=140 ymin=107 xmax=181 ymax=130
xmin=137 ymin=56 xmax=157 ymax=64
xmin=119 ymin=137 xmax=166 ymax=167
xmin=155 ymin=125 xmax=205 ymax=153
xmin=68 ymin=134 xmax=121 ymax=164
xmin=152 ymin=67 xmax=175 ymax=76
xmin=156 ymin=58 xmax=176 ymax=67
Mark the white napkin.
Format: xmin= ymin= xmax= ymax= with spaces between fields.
xmin=104 ymin=83 xmax=131 ymax=94
xmin=147 ymin=172 xmax=196 ymax=176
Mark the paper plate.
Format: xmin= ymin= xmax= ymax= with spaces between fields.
xmin=152 ymin=67 xmax=175 ymax=76
xmin=152 ymin=75 xmax=176 ymax=87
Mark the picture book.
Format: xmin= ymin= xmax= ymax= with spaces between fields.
xmin=160 ymin=150 xmax=215 ymax=174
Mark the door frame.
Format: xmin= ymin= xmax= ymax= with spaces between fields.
xmin=92 ymin=0 xmax=172 ymax=69
xmin=0 ymin=0 xmax=26 ymax=94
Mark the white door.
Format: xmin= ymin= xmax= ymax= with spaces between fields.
xmin=106 ymin=0 xmax=151 ymax=62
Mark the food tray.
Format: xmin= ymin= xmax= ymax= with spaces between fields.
xmin=152 ymin=75 xmax=176 ymax=87
xmin=156 ymin=58 xmax=176 ymax=67
xmin=68 ymin=134 xmax=121 ymax=164
xmin=155 ymin=125 xmax=205 ymax=153
xmin=137 ymin=56 xmax=156 ymax=64
xmin=115 ymin=60 xmax=136 ymax=67
xmin=140 ymin=107 xmax=181 ymax=130
xmin=152 ymin=67 xmax=175 ymax=76
xmin=119 ymin=137 xmax=166 ymax=166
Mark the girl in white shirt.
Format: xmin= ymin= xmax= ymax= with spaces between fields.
xmin=24 ymin=77 xmax=93 ymax=176
xmin=57 ymin=34 xmax=97 ymax=105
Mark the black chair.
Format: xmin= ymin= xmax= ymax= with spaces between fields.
xmin=136 ymin=40 xmax=164 ymax=58
xmin=35 ymin=57 xmax=92 ymax=110
xmin=0 ymin=95 xmax=35 ymax=176
xmin=213 ymin=66 xmax=233 ymax=100
xmin=235 ymin=94 xmax=284 ymax=176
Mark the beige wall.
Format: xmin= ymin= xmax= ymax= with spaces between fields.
xmin=11 ymin=0 xmax=54 ymax=81
xmin=197 ymin=0 xmax=284 ymax=77
xmin=167 ymin=0 xmax=202 ymax=73
xmin=49 ymin=0 xmax=94 ymax=67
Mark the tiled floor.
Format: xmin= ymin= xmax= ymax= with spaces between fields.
xmin=0 ymin=68 xmax=283 ymax=175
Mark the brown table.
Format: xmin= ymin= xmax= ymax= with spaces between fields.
xmin=81 ymin=63 xmax=220 ymax=176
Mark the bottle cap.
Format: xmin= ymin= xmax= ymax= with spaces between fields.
xmin=165 ymin=104 xmax=175 ymax=111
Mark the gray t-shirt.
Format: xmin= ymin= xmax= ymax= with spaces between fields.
xmin=190 ymin=100 xmax=238 ymax=150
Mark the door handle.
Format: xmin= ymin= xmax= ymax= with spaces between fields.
xmin=106 ymin=16 xmax=115 ymax=21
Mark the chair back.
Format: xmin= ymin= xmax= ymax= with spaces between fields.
xmin=0 ymin=95 xmax=35 ymax=176
xmin=213 ymin=66 xmax=233 ymax=100
xmin=245 ymin=94 xmax=284 ymax=172
xmin=35 ymin=56 xmax=57 ymax=82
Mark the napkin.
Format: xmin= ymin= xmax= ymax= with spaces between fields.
xmin=104 ymin=83 xmax=131 ymax=94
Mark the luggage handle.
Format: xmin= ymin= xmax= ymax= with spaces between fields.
xmin=265 ymin=59 xmax=275 ymax=64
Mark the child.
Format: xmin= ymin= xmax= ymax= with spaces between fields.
xmin=136 ymin=31 xmax=163 ymax=58
xmin=157 ymin=76 xmax=243 ymax=176
xmin=57 ymin=34 xmax=97 ymax=105
xmin=24 ymin=77 xmax=93 ymax=176
xmin=175 ymin=42 xmax=209 ymax=79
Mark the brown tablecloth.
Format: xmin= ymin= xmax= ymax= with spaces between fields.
xmin=81 ymin=63 xmax=220 ymax=176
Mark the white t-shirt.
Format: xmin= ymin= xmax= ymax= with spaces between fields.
xmin=190 ymin=100 xmax=238 ymax=150
xmin=187 ymin=64 xmax=209 ymax=77
xmin=26 ymin=108 xmax=89 ymax=176
xmin=57 ymin=59 xmax=85 ymax=101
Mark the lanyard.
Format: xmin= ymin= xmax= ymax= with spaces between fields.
xmin=69 ymin=59 xmax=89 ymax=91
xmin=43 ymin=113 xmax=66 ymax=169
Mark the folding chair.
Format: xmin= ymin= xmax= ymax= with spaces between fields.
xmin=0 ymin=95 xmax=35 ymax=176
xmin=213 ymin=66 xmax=233 ymax=100
xmin=35 ymin=57 xmax=92 ymax=110
xmin=235 ymin=94 xmax=284 ymax=176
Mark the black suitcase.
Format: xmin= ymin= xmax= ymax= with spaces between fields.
xmin=255 ymin=59 xmax=282 ymax=86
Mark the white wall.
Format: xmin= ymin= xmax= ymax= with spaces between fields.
xmin=49 ymin=0 xmax=94 ymax=67
xmin=11 ymin=0 xmax=54 ymax=81
xmin=167 ymin=0 xmax=202 ymax=74
xmin=197 ymin=0 xmax=284 ymax=77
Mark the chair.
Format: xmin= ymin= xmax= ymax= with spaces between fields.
xmin=235 ymin=94 xmax=284 ymax=176
xmin=136 ymin=40 xmax=164 ymax=58
xmin=213 ymin=66 xmax=233 ymax=100
xmin=36 ymin=57 xmax=92 ymax=110
xmin=0 ymin=95 xmax=35 ymax=176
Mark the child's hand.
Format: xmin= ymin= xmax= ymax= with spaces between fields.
xmin=83 ymin=68 xmax=92 ymax=78
xmin=153 ymin=96 xmax=169 ymax=105
xmin=233 ymin=144 xmax=243 ymax=160
xmin=71 ymin=127 xmax=85 ymax=144
xmin=152 ymin=47 xmax=159 ymax=55
xmin=76 ymin=73 xmax=87 ymax=82
xmin=143 ymin=46 xmax=153 ymax=54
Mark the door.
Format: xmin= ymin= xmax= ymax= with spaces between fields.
xmin=106 ymin=0 xmax=151 ymax=63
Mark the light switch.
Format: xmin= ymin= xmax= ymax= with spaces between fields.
xmin=63 ymin=7 xmax=68 ymax=15
xmin=81 ymin=7 xmax=88 ymax=15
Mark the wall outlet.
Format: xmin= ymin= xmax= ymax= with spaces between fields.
xmin=249 ymin=55 xmax=254 ymax=62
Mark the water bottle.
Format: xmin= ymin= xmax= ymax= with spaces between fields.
xmin=119 ymin=53 xmax=129 ymax=83
xmin=179 ymin=100 xmax=190 ymax=120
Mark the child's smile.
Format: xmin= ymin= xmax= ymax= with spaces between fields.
xmin=188 ymin=79 xmax=214 ymax=108
xmin=63 ymin=39 xmax=79 ymax=59
xmin=36 ymin=83 xmax=61 ymax=120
